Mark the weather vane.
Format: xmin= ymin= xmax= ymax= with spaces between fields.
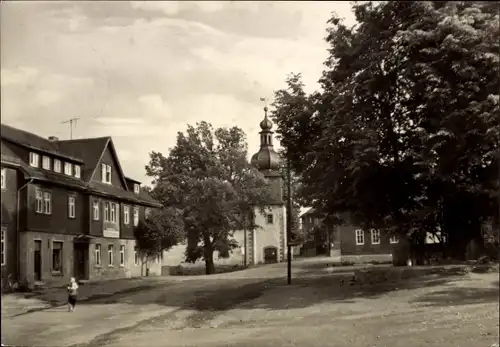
xmin=259 ymin=97 xmax=269 ymax=113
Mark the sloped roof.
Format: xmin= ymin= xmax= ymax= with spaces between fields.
xmin=1 ymin=124 xmax=83 ymax=162
xmin=0 ymin=123 xmax=160 ymax=207
xmin=125 ymin=176 xmax=141 ymax=184
xmin=300 ymin=208 xmax=317 ymax=219
xmin=58 ymin=137 xmax=129 ymax=190
xmin=88 ymin=181 xmax=160 ymax=207
xmin=57 ymin=137 xmax=110 ymax=181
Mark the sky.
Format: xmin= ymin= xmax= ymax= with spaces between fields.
xmin=1 ymin=1 xmax=356 ymax=186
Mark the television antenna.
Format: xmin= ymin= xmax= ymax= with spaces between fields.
xmin=61 ymin=117 xmax=80 ymax=140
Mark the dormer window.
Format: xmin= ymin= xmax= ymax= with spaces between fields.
xmin=29 ymin=152 xmax=39 ymax=167
xmin=134 ymin=184 xmax=140 ymax=194
xmin=64 ymin=162 xmax=72 ymax=176
xmin=42 ymin=156 xmax=51 ymax=170
xmin=101 ymin=164 xmax=112 ymax=184
xmin=74 ymin=165 xmax=81 ymax=178
xmin=54 ymin=159 xmax=62 ymax=173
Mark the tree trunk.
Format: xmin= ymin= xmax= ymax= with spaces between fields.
xmin=203 ymin=236 xmax=215 ymax=275
xmin=204 ymin=250 xmax=215 ymax=275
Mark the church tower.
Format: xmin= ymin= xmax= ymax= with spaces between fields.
xmin=246 ymin=106 xmax=287 ymax=264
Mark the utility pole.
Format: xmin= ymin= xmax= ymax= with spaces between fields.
xmin=260 ymin=96 xmax=293 ymax=284
xmin=286 ymin=156 xmax=293 ymax=285
xmin=61 ymin=117 xmax=80 ymax=140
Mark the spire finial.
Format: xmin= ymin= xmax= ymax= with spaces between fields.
xmin=259 ymin=97 xmax=273 ymax=131
xmin=260 ymin=97 xmax=270 ymax=120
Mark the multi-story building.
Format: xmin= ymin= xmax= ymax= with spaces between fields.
xmin=300 ymin=209 xmax=399 ymax=262
xmin=1 ymin=123 xmax=161 ymax=287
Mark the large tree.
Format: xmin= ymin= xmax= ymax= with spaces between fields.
xmin=134 ymin=207 xmax=184 ymax=275
xmin=145 ymin=122 xmax=272 ymax=274
xmin=271 ymin=1 xmax=499 ymax=258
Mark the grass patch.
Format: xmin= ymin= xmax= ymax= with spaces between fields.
xmin=168 ymin=264 xmax=249 ymax=276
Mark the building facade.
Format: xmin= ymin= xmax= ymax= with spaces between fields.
xmin=1 ymin=124 xmax=161 ymax=287
xmin=299 ymin=209 xmax=399 ymax=262
xmin=246 ymin=107 xmax=287 ymax=264
xmin=299 ymin=208 xmax=339 ymax=257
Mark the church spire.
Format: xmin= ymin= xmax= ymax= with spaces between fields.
xmin=250 ymin=99 xmax=280 ymax=171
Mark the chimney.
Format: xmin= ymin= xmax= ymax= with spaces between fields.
xmin=48 ymin=136 xmax=59 ymax=141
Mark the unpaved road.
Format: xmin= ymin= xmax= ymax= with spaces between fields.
xmin=2 ymin=259 xmax=499 ymax=347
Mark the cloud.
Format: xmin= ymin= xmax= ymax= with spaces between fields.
xmin=130 ymin=1 xmax=181 ymax=15
xmin=137 ymin=94 xmax=172 ymax=119
xmin=1 ymin=67 xmax=39 ymax=86
xmin=36 ymin=90 xmax=61 ymax=106
xmin=1 ymin=1 xmax=356 ymax=186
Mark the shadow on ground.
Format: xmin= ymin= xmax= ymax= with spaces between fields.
xmin=412 ymin=281 xmax=500 ymax=307
xmin=75 ymin=266 xmax=493 ymax=312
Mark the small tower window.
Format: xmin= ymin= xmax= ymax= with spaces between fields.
xmin=266 ymin=213 xmax=274 ymax=224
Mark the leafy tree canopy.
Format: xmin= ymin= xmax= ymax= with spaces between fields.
xmin=271 ymin=1 xmax=499 ymax=257
xmin=134 ymin=207 xmax=184 ymax=256
xmin=145 ymin=122 xmax=273 ymax=274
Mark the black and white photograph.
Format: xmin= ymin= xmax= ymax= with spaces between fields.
xmin=1 ymin=1 xmax=499 ymax=346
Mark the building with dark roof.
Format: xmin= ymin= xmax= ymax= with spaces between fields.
xmin=1 ymin=123 xmax=162 ymax=287
xmin=299 ymin=208 xmax=399 ymax=262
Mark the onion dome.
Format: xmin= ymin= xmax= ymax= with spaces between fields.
xmin=250 ymin=106 xmax=281 ymax=171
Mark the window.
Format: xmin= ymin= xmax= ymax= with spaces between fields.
xmin=266 ymin=213 xmax=274 ymax=224
xmin=93 ymin=200 xmax=100 ymax=220
xmin=52 ymin=241 xmax=63 ymax=273
xmin=104 ymin=202 xmax=110 ymax=222
xmin=104 ymin=202 xmax=117 ymax=223
xmin=42 ymin=156 xmax=51 ymax=170
xmin=108 ymin=244 xmax=114 ymax=266
xmin=43 ymin=191 xmax=52 ymax=215
xmin=133 ymin=207 xmax=139 ymax=226
xmin=35 ymin=188 xmax=43 ymax=213
xmin=74 ymin=165 xmax=81 ymax=178
xmin=124 ymin=206 xmax=130 ymax=225
xmin=64 ymin=162 xmax=72 ymax=176
xmin=110 ymin=203 xmax=117 ymax=223
xmin=134 ymin=184 xmax=140 ymax=194
xmin=145 ymin=208 xmax=151 ymax=218
xmin=134 ymin=246 xmax=139 ymax=266
xmin=54 ymin=159 xmax=61 ymax=173
xmin=156 ymin=253 xmax=160 ymax=264
xmin=120 ymin=245 xmax=125 ymax=266
xmin=68 ymin=195 xmax=76 ymax=219
xmin=355 ymin=229 xmax=364 ymax=245
xmin=29 ymin=152 xmax=39 ymax=167
xmin=1 ymin=168 xmax=5 ymax=189
xmin=101 ymin=164 xmax=112 ymax=184
xmin=95 ymin=244 xmax=101 ymax=266
xmin=371 ymin=229 xmax=380 ymax=244
xmin=390 ymin=235 xmax=399 ymax=244
xmin=1 ymin=227 xmax=6 ymax=266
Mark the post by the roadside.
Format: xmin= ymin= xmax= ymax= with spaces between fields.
xmin=286 ymin=156 xmax=293 ymax=285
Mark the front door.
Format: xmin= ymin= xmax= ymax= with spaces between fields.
xmin=34 ymin=240 xmax=42 ymax=281
xmin=263 ymin=246 xmax=278 ymax=264
xmin=73 ymin=243 xmax=88 ymax=280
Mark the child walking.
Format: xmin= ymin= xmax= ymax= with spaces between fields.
xmin=67 ymin=277 xmax=79 ymax=312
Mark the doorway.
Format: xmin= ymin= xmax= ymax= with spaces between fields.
xmin=263 ymin=246 xmax=278 ymax=264
xmin=34 ymin=240 xmax=42 ymax=281
xmin=73 ymin=242 xmax=89 ymax=280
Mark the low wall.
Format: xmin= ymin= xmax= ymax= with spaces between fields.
xmin=341 ymin=253 xmax=393 ymax=264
